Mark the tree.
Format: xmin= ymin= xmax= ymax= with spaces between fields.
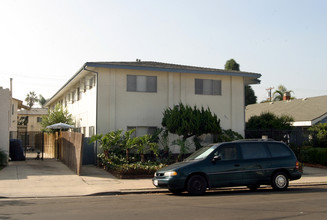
xmin=25 ymin=91 xmax=38 ymax=108
xmin=308 ymin=123 xmax=327 ymax=148
xmin=162 ymin=103 xmax=222 ymax=143
xmin=38 ymin=94 xmax=47 ymax=107
xmin=121 ymin=129 xmax=137 ymax=161
xmin=224 ymin=58 xmax=240 ymax=71
xmin=273 ymin=85 xmax=294 ymax=101
xmin=246 ymin=112 xmax=293 ymax=130
xmin=134 ymin=134 xmax=158 ymax=162
xmin=224 ymin=59 xmax=257 ymax=105
xmin=245 ymin=85 xmax=257 ymax=105
xmin=89 ymin=130 xmax=123 ymax=158
xmin=41 ymin=104 xmax=74 ymax=131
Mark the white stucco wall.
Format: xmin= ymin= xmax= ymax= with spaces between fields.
xmin=0 ymin=87 xmax=10 ymax=155
xmin=47 ymin=66 xmax=247 ymax=142
xmin=54 ymin=74 xmax=97 ymax=137
xmin=95 ymin=68 xmax=245 ymax=136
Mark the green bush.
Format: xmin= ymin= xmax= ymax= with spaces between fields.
xmin=299 ymin=147 xmax=327 ymax=165
xmin=308 ymin=123 xmax=327 ymax=148
xmin=98 ymin=153 xmax=166 ymax=177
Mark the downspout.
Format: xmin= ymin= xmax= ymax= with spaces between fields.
xmin=83 ymin=65 xmax=99 ymax=164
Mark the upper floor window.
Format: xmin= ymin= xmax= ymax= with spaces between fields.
xmin=37 ymin=117 xmax=42 ymax=123
xmin=195 ymin=79 xmax=221 ymax=95
xmin=127 ymin=75 xmax=157 ymax=93
xmin=89 ymin=76 xmax=95 ymax=89
xmin=77 ymin=87 xmax=80 ymax=101
xmin=71 ymin=91 xmax=75 ymax=104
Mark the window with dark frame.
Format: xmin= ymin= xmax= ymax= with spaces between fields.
xmin=127 ymin=75 xmax=157 ymax=93
xmin=89 ymin=126 xmax=95 ymax=137
xmin=127 ymin=126 xmax=157 ymax=137
xmin=195 ymin=79 xmax=221 ymax=95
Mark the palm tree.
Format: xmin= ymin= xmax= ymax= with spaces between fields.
xmin=38 ymin=94 xmax=47 ymax=107
xmin=25 ymin=91 xmax=38 ymax=108
xmin=273 ymin=85 xmax=294 ymax=101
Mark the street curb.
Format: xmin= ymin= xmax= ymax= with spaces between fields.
xmin=1 ymin=183 xmax=327 ymax=199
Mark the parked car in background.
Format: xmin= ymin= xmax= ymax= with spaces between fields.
xmin=153 ymin=139 xmax=302 ymax=195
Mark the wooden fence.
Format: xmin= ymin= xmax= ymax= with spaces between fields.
xmin=43 ymin=131 xmax=84 ymax=175
xmin=60 ymin=131 xmax=84 ymax=175
xmin=43 ymin=132 xmax=57 ymax=159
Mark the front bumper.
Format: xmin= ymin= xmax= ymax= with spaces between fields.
xmin=152 ymin=176 xmax=185 ymax=190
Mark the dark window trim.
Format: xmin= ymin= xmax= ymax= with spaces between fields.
xmin=127 ymin=75 xmax=157 ymax=93
xmin=195 ymin=78 xmax=222 ymax=96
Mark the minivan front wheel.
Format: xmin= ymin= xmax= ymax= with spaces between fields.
xmin=272 ymin=172 xmax=289 ymax=191
xmin=186 ymin=175 xmax=207 ymax=196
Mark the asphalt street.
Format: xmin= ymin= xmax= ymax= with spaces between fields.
xmin=1 ymin=185 xmax=327 ymax=220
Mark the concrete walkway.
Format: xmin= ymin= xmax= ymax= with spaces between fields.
xmin=0 ymin=159 xmax=327 ymax=198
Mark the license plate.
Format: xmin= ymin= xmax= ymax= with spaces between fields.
xmin=153 ymin=179 xmax=158 ymax=186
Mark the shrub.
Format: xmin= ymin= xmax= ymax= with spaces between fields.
xmin=308 ymin=123 xmax=327 ymax=148
xmin=299 ymin=147 xmax=327 ymax=166
xmin=97 ymin=153 xmax=166 ymax=178
xmin=246 ymin=112 xmax=293 ymax=130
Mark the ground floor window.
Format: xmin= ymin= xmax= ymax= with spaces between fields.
xmin=127 ymin=126 xmax=157 ymax=136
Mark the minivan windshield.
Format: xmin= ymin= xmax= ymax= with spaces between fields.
xmin=185 ymin=145 xmax=216 ymax=161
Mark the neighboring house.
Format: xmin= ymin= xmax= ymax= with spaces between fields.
xmin=9 ymin=98 xmax=30 ymax=137
xmin=245 ymin=95 xmax=327 ymax=144
xmin=15 ymin=108 xmax=48 ymax=152
xmin=0 ymin=87 xmax=11 ymax=155
xmin=17 ymin=108 xmax=48 ymax=132
xmin=45 ymin=61 xmax=261 ymax=149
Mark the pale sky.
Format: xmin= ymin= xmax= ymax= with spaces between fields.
xmin=1 ymin=0 xmax=327 ymax=104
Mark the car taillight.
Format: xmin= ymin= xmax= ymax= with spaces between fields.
xmin=296 ymin=161 xmax=300 ymax=170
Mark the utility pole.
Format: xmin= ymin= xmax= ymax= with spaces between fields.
xmin=266 ymin=87 xmax=274 ymax=102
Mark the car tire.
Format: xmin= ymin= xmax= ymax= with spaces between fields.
xmin=186 ymin=175 xmax=207 ymax=196
xmin=169 ymin=188 xmax=184 ymax=195
xmin=271 ymin=172 xmax=289 ymax=191
xmin=247 ymin=185 xmax=260 ymax=191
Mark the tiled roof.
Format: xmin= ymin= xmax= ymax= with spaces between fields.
xmin=245 ymin=95 xmax=327 ymax=123
xmin=18 ymin=108 xmax=48 ymax=115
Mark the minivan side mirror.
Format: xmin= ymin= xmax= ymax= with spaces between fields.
xmin=212 ymin=155 xmax=222 ymax=163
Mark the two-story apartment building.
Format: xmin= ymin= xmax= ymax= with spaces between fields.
xmin=45 ymin=61 xmax=261 ymax=144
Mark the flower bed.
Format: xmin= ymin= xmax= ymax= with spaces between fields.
xmin=98 ymin=153 xmax=166 ymax=179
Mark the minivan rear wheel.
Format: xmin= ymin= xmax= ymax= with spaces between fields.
xmin=272 ymin=172 xmax=289 ymax=191
xmin=186 ymin=175 xmax=207 ymax=196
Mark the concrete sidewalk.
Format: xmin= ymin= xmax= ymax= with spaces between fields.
xmin=0 ymin=159 xmax=327 ymax=198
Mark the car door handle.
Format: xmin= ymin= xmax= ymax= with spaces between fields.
xmin=234 ymin=164 xmax=240 ymax=167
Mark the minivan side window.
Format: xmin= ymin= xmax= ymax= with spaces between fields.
xmin=215 ymin=144 xmax=239 ymax=160
xmin=240 ymin=143 xmax=269 ymax=159
xmin=267 ymin=143 xmax=291 ymax=157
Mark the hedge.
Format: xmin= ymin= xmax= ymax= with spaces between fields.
xmin=299 ymin=147 xmax=327 ymax=166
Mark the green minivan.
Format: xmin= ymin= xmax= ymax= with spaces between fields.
xmin=152 ymin=140 xmax=302 ymax=195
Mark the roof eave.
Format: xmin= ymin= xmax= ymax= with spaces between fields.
xmin=85 ymin=62 xmax=262 ymax=79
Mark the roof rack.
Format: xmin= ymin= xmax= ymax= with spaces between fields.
xmin=232 ymin=138 xmax=276 ymax=142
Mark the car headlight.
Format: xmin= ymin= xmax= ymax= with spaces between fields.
xmin=164 ymin=171 xmax=178 ymax=177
